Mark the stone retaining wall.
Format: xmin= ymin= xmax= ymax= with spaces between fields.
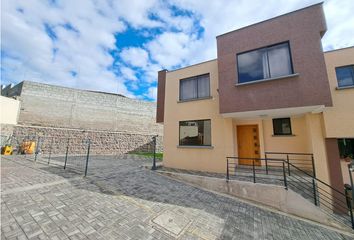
xmin=2 ymin=124 xmax=163 ymax=155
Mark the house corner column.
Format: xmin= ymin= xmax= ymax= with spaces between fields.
xmin=305 ymin=113 xmax=330 ymax=183
xmin=306 ymin=113 xmax=346 ymax=213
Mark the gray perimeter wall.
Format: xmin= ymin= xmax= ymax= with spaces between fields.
xmin=1 ymin=81 xmax=164 ymax=153
xmin=3 ymin=81 xmax=163 ymax=136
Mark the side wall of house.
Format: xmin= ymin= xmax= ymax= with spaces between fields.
xmin=163 ymin=60 xmax=234 ymax=173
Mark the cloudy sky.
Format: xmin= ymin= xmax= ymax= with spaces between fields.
xmin=1 ymin=0 xmax=354 ymax=101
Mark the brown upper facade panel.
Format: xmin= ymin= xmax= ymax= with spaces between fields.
xmin=156 ymin=69 xmax=167 ymax=123
xmin=217 ymin=3 xmax=332 ymax=114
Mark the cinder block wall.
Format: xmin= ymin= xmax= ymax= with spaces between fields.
xmin=9 ymin=81 xmax=162 ymax=136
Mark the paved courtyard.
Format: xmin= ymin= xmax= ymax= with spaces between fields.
xmin=1 ymin=155 xmax=353 ymax=240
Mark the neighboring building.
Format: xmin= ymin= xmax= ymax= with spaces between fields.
xmin=323 ymin=47 xmax=354 ymax=186
xmin=0 ymin=96 xmax=20 ymax=135
xmin=156 ymin=3 xmax=354 ymax=192
xmin=1 ymin=80 xmax=163 ymax=136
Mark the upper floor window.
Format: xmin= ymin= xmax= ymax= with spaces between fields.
xmin=273 ymin=118 xmax=292 ymax=136
xmin=180 ymin=74 xmax=210 ymax=101
xmin=237 ymin=42 xmax=293 ymax=84
xmin=335 ymin=65 xmax=354 ymax=88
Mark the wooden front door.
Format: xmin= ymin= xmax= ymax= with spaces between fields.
xmin=237 ymin=125 xmax=261 ymax=166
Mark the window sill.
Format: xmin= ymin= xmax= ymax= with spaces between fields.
xmin=177 ymin=96 xmax=213 ymax=103
xmin=235 ymin=73 xmax=299 ymax=86
xmin=336 ymin=85 xmax=354 ymax=90
xmin=177 ymin=145 xmax=214 ymax=149
xmin=272 ymin=134 xmax=296 ymax=137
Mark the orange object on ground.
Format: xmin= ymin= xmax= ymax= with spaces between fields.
xmin=1 ymin=145 xmax=13 ymax=155
xmin=20 ymin=141 xmax=36 ymax=154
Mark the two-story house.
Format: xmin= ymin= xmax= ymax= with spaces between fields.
xmin=156 ymin=3 xmax=354 ymax=194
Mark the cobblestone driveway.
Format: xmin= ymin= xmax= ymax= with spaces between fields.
xmin=1 ymin=155 xmax=353 ymax=240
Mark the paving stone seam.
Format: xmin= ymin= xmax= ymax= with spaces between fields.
xmin=2 ymin=197 xmax=34 ymax=239
xmin=2 ymin=156 xmax=82 ymax=177
xmin=27 ymin=185 xmax=99 ymax=239
xmin=2 ymin=178 xmax=82 ymax=195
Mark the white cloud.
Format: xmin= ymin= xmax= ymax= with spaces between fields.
xmin=112 ymin=0 xmax=162 ymax=28
xmin=120 ymin=66 xmax=137 ymax=81
xmin=146 ymin=86 xmax=157 ymax=101
xmin=147 ymin=31 xmax=194 ymax=69
xmin=142 ymin=63 xmax=162 ymax=83
xmin=167 ymin=0 xmax=354 ymax=62
xmin=0 ymin=0 xmax=154 ymax=96
xmin=152 ymin=6 xmax=196 ymax=33
xmin=322 ymin=0 xmax=354 ymax=50
xmin=120 ymin=47 xmax=149 ymax=68
xmin=2 ymin=0 xmax=354 ymax=101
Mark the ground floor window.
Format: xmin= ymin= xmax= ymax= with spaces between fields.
xmin=272 ymin=118 xmax=292 ymax=135
xmin=338 ymin=138 xmax=354 ymax=159
xmin=179 ymin=119 xmax=211 ymax=146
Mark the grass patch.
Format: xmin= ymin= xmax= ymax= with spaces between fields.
xmin=130 ymin=152 xmax=163 ymax=160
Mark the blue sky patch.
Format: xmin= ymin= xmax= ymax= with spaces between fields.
xmin=115 ymin=26 xmax=154 ymax=49
xmin=70 ymin=70 xmax=77 ymax=77
xmin=62 ymin=23 xmax=79 ymax=33
xmin=44 ymin=23 xmax=57 ymax=41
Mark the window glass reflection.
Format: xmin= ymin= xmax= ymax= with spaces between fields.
xmin=179 ymin=120 xmax=211 ymax=146
xmin=237 ymin=42 xmax=293 ymax=83
xmin=336 ymin=66 xmax=354 ymax=87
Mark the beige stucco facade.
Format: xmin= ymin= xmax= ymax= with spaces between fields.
xmin=0 ymin=96 xmax=20 ymax=125
xmin=323 ymin=47 xmax=354 ymax=185
xmin=323 ymin=47 xmax=354 ymax=138
xmin=161 ymin=47 xmax=354 ymax=190
xmin=163 ymin=60 xmax=234 ymax=173
xmin=163 ymin=59 xmax=323 ymax=174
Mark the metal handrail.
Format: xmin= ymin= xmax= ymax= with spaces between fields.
xmin=265 ymin=151 xmax=313 ymax=156
xmin=227 ymin=157 xmax=290 ymax=186
xmin=287 ymin=166 xmax=352 ymax=227
xmin=288 ymin=170 xmax=349 ymax=211
xmin=288 ymin=162 xmax=347 ymax=197
xmin=227 ymin=156 xmax=349 ymax=200
xmin=265 ymin=151 xmax=316 ymax=179
xmin=286 ymin=180 xmax=350 ymax=227
xmin=227 ymin=156 xmax=284 ymax=161
xmin=226 ymin=156 xmax=354 ymax=229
